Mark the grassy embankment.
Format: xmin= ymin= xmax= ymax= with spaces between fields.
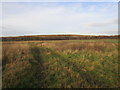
xmin=2 ymin=39 xmax=119 ymax=88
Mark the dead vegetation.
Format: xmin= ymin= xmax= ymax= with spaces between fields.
xmin=1 ymin=35 xmax=119 ymax=41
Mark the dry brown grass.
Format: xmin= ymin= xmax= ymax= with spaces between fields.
xmin=2 ymin=42 xmax=32 ymax=66
xmin=45 ymin=41 xmax=116 ymax=52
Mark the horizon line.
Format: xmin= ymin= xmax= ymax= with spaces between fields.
xmin=1 ymin=33 xmax=119 ymax=37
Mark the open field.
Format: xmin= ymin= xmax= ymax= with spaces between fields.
xmin=2 ymin=39 xmax=119 ymax=88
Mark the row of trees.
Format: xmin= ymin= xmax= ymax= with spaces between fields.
xmin=1 ymin=35 xmax=120 ymax=41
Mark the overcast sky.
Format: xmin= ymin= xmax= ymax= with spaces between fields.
xmin=1 ymin=2 xmax=118 ymax=36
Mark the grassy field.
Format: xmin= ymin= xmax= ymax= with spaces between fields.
xmin=2 ymin=39 xmax=119 ymax=88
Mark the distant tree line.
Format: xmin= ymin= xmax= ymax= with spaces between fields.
xmin=1 ymin=35 xmax=120 ymax=41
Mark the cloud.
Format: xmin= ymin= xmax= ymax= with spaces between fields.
xmin=1 ymin=0 xmax=119 ymax=2
xmin=2 ymin=2 xmax=118 ymax=36
xmin=89 ymin=18 xmax=118 ymax=27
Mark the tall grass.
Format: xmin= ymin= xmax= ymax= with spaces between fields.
xmin=2 ymin=39 xmax=119 ymax=88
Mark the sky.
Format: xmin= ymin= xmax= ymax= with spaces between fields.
xmin=1 ymin=2 xmax=118 ymax=36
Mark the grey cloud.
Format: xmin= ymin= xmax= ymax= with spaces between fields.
xmin=2 ymin=2 xmax=118 ymax=36
xmin=89 ymin=18 xmax=118 ymax=27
